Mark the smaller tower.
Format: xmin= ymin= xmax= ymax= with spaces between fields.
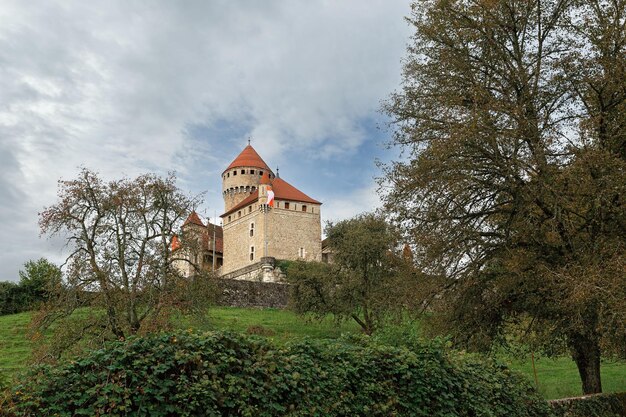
xmin=258 ymin=171 xmax=271 ymax=205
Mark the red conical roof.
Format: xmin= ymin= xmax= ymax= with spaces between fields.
xmin=224 ymin=145 xmax=271 ymax=173
xmin=183 ymin=211 xmax=204 ymax=227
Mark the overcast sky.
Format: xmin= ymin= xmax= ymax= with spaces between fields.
xmin=0 ymin=0 xmax=412 ymax=281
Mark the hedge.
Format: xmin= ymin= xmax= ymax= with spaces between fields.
xmin=2 ymin=331 xmax=552 ymax=417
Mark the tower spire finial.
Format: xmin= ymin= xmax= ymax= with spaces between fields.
xmin=247 ymin=137 xmax=251 ymax=146
xmin=276 ymin=167 xmax=279 ymax=178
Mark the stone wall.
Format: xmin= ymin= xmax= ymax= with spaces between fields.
xmin=222 ymin=205 xmax=261 ymax=273
xmin=549 ymin=392 xmax=626 ymax=417
xmin=222 ymin=201 xmax=322 ymax=274
xmin=215 ymin=278 xmax=290 ymax=308
xmin=267 ymin=202 xmax=322 ymax=263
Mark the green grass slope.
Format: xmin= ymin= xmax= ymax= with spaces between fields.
xmin=1 ymin=307 xmax=624 ymax=400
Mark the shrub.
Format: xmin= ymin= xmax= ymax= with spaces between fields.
xmin=2 ymin=331 xmax=552 ymax=417
xmin=0 ymin=282 xmax=29 ymax=316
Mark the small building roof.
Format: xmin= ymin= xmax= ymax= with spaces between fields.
xmin=224 ymin=145 xmax=272 ymax=174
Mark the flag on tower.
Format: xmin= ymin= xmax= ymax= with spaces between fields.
xmin=267 ymin=186 xmax=275 ymax=207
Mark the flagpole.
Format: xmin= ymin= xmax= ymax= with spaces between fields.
xmin=264 ymin=204 xmax=268 ymax=258
xmin=212 ymin=210 xmax=216 ymax=272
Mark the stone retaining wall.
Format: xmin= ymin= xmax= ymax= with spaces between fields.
xmin=549 ymin=392 xmax=626 ymax=417
xmin=215 ymin=278 xmax=290 ymax=308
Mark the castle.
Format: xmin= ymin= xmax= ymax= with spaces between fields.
xmin=174 ymin=144 xmax=322 ymax=281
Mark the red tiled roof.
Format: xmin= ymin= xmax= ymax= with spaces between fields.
xmin=272 ymin=177 xmax=321 ymax=205
xmin=183 ymin=211 xmax=204 ymax=227
xmin=206 ymin=222 xmax=224 ymax=239
xmin=260 ymin=171 xmax=271 ymax=184
xmin=221 ymin=190 xmax=259 ymax=217
xmin=224 ymin=145 xmax=271 ymax=173
xmin=220 ymin=177 xmax=321 ymax=217
xmin=202 ymin=232 xmax=224 ymax=253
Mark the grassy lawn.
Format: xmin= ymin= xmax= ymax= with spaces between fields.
xmin=507 ymin=356 xmax=626 ymax=399
xmin=1 ymin=307 xmax=624 ymax=399
xmin=0 ymin=311 xmax=31 ymax=378
xmin=196 ymin=306 xmax=361 ymax=342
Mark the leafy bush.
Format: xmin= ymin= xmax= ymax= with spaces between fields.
xmin=550 ymin=392 xmax=626 ymax=417
xmin=2 ymin=331 xmax=552 ymax=417
xmin=0 ymin=259 xmax=62 ymax=316
xmin=0 ymin=282 xmax=29 ymax=316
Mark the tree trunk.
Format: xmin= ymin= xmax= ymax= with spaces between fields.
xmin=570 ymin=332 xmax=603 ymax=395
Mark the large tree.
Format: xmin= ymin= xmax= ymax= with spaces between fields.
xmin=35 ymin=169 xmax=210 ymax=358
xmin=382 ymin=0 xmax=626 ymax=394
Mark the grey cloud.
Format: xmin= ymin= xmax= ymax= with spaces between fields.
xmin=0 ymin=0 xmax=410 ymax=280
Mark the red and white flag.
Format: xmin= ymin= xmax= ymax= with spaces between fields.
xmin=267 ymin=186 xmax=275 ymax=207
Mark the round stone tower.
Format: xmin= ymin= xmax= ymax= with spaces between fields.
xmin=222 ymin=144 xmax=274 ymax=212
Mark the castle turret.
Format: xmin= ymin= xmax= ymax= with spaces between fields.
xmin=222 ymin=144 xmax=274 ymax=212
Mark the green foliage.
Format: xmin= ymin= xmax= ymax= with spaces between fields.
xmin=0 ymin=258 xmax=61 ymax=316
xmin=18 ymin=258 xmax=61 ymax=306
xmin=0 ymin=282 xmax=28 ymax=316
xmin=382 ymin=0 xmax=626 ymax=394
xmin=549 ymin=393 xmax=626 ymax=417
xmin=2 ymin=330 xmax=552 ymax=417
xmin=288 ymin=213 xmax=419 ymax=335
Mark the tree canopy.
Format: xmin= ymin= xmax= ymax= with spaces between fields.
xmin=382 ymin=0 xmax=626 ymax=394
xmin=34 ymin=169 xmax=212 ymax=358
xmin=288 ymin=213 xmax=419 ymax=335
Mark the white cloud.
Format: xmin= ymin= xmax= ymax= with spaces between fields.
xmin=0 ymin=0 xmax=411 ymax=280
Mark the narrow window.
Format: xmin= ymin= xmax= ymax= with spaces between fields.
xmin=238 ymin=211 xmax=241 ymax=218
xmin=302 ymin=205 xmax=307 ymax=212
xmin=250 ymin=246 xmax=255 ymax=261
xmin=241 ymin=169 xmax=245 ymax=174
xmin=259 ymin=171 xmax=264 ymax=176
xmin=227 ymin=172 xmax=230 ymax=178
xmin=228 ymin=215 xmax=231 ymax=222
xmin=251 ymin=169 xmax=255 ymax=175
xmin=275 ymin=201 xmax=280 ymax=208
xmin=233 ymin=171 xmax=237 ymax=176
xmin=299 ymin=247 xmax=305 ymax=258
xmin=248 ymin=206 xmax=252 ymax=213
xmin=250 ymin=223 xmax=254 ymax=237
xmin=285 ymin=202 xmax=290 ymax=210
